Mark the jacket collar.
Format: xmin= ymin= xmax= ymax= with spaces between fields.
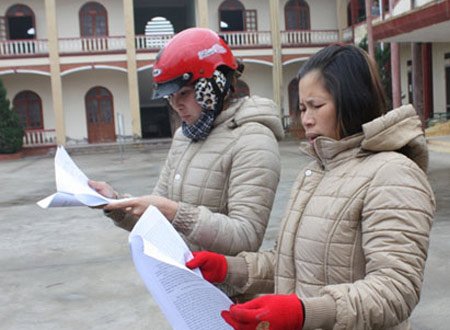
xmin=300 ymin=134 xmax=364 ymax=170
xmin=298 ymin=104 xmax=428 ymax=172
xmin=213 ymin=97 xmax=246 ymax=127
xmin=212 ymin=96 xmax=285 ymax=141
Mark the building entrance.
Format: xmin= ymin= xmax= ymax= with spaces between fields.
xmin=140 ymin=106 xmax=172 ymax=138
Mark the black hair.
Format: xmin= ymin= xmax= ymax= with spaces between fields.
xmin=297 ymin=44 xmax=387 ymax=137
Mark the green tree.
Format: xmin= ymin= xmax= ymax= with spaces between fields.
xmin=359 ymin=36 xmax=393 ymax=110
xmin=0 ymin=79 xmax=24 ymax=154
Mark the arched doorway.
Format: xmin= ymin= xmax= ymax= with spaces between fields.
xmin=85 ymin=86 xmax=116 ymax=143
xmin=288 ymin=78 xmax=304 ymax=137
xmin=6 ymin=4 xmax=35 ymax=40
xmin=219 ymin=0 xmax=245 ymax=31
xmin=13 ymin=90 xmax=43 ymax=129
xmin=219 ymin=0 xmax=257 ymax=32
xmin=288 ymin=78 xmax=298 ymax=117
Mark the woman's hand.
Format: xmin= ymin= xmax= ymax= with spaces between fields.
xmin=186 ymin=251 xmax=228 ymax=283
xmin=89 ymin=180 xmax=117 ymax=199
xmin=104 ymin=195 xmax=179 ymax=221
xmin=221 ymin=294 xmax=305 ymax=330
xmin=88 ymin=180 xmax=117 ymax=209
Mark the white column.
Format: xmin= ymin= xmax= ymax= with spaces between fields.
xmin=269 ymin=0 xmax=283 ymax=118
xmin=123 ymin=0 xmax=141 ymax=138
xmin=196 ymin=0 xmax=209 ymax=28
xmin=336 ymin=0 xmax=347 ymax=42
xmin=45 ymin=0 xmax=66 ymax=145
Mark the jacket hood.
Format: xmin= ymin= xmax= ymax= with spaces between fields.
xmin=215 ymin=95 xmax=285 ymax=141
xmin=361 ymin=104 xmax=428 ymax=172
xmin=301 ymin=104 xmax=428 ymax=172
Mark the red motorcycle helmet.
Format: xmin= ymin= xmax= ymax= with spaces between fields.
xmin=152 ymin=27 xmax=238 ymax=99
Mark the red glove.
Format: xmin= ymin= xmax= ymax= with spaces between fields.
xmin=221 ymin=294 xmax=304 ymax=330
xmin=185 ymin=251 xmax=227 ymax=283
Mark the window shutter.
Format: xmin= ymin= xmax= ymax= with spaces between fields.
xmin=244 ymin=10 xmax=257 ymax=31
xmin=0 ymin=17 xmax=6 ymax=41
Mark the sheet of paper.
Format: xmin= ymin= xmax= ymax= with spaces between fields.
xmin=129 ymin=206 xmax=233 ymax=330
xmin=37 ymin=192 xmax=85 ymax=208
xmin=130 ymin=205 xmax=199 ymax=268
xmin=37 ymin=146 xmax=129 ymax=208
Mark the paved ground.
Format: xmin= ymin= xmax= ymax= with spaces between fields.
xmin=1 ymin=138 xmax=449 ymax=330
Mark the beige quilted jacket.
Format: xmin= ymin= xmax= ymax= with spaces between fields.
xmin=226 ymin=105 xmax=435 ymax=329
xmin=107 ymin=95 xmax=284 ymax=255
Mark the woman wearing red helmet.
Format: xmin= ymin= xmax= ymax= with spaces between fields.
xmin=90 ymin=28 xmax=284 ymax=270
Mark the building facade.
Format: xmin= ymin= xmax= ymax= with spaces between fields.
xmin=372 ymin=0 xmax=450 ymax=125
xmin=0 ymin=0 xmax=448 ymax=149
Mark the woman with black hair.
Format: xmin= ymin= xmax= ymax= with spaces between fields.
xmin=187 ymin=44 xmax=435 ymax=330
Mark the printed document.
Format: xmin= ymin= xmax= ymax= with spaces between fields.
xmin=37 ymin=146 xmax=129 ymax=208
xmin=129 ymin=206 xmax=233 ymax=330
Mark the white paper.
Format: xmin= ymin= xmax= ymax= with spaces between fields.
xmin=129 ymin=206 xmax=233 ymax=330
xmin=37 ymin=146 xmax=130 ymax=208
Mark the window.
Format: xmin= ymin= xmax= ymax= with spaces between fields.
xmin=219 ymin=0 xmax=256 ymax=32
xmin=244 ymin=10 xmax=257 ymax=31
xmin=13 ymin=91 xmax=43 ymax=129
xmin=6 ymin=4 xmax=35 ymax=40
xmin=383 ymin=0 xmax=390 ymax=13
xmin=285 ymin=0 xmax=310 ymax=30
xmin=145 ymin=17 xmax=174 ymax=48
xmin=0 ymin=17 xmax=6 ymax=41
xmin=347 ymin=0 xmax=366 ymax=26
xmin=79 ymin=2 xmax=108 ymax=37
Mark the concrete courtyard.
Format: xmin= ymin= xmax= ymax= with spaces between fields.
xmin=1 ymin=138 xmax=449 ymax=330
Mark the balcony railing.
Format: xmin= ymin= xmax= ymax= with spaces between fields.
xmin=0 ymin=30 xmax=341 ymax=58
xmin=342 ymin=27 xmax=354 ymax=43
xmin=135 ymin=34 xmax=173 ymax=51
xmin=220 ymin=31 xmax=272 ymax=47
xmin=0 ymin=38 xmax=48 ymax=56
xmin=23 ymin=129 xmax=56 ymax=146
xmin=281 ymin=30 xmax=339 ymax=46
xmin=59 ymin=36 xmax=127 ymax=54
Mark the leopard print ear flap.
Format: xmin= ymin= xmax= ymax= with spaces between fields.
xmin=194 ymin=70 xmax=228 ymax=111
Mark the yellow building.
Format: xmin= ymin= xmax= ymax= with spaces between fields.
xmin=0 ymin=0 xmax=448 ymax=150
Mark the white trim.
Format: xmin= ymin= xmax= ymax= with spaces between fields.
xmin=0 ymin=70 xmax=15 ymax=76
xmin=242 ymin=59 xmax=273 ymax=67
xmin=283 ymin=57 xmax=309 ymax=66
xmin=138 ymin=64 xmax=154 ymax=72
xmin=94 ymin=65 xmax=127 ymax=72
xmin=61 ymin=66 xmax=92 ymax=76
xmin=61 ymin=65 xmax=127 ymax=76
xmin=0 ymin=69 xmax=50 ymax=76
xmin=17 ymin=69 xmax=50 ymax=76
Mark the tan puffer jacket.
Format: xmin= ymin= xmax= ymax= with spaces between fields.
xmin=227 ymin=105 xmax=435 ymax=329
xmin=108 ymin=95 xmax=284 ymax=256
